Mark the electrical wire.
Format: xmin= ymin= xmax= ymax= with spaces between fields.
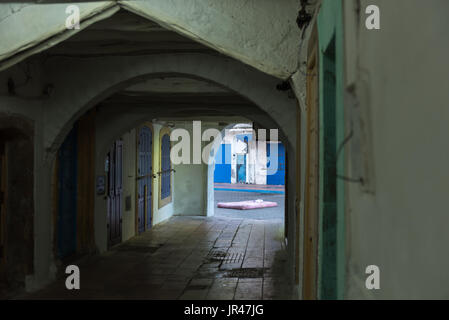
xmin=334 ymin=128 xmax=364 ymax=184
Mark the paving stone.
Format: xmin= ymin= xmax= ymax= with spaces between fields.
xmin=23 ymin=215 xmax=291 ymax=300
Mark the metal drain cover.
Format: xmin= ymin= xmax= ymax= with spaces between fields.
xmin=208 ymin=250 xmax=244 ymax=264
xmin=227 ymin=268 xmax=265 ymax=278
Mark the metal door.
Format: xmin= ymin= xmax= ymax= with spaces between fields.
xmin=107 ymin=140 xmax=123 ymax=247
xmin=137 ymin=126 xmax=152 ymax=233
xmin=160 ymin=134 xmax=171 ymax=199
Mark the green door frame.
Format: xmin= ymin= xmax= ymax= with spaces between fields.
xmin=317 ymin=0 xmax=345 ymax=300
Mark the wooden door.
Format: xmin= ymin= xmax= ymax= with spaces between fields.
xmin=107 ymin=140 xmax=123 ymax=247
xmin=303 ymin=25 xmax=320 ymax=300
xmin=137 ymin=126 xmax=152 ymax=233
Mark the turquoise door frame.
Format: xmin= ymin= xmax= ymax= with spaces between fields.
xmin=317 ymin=0 xmax=345 ymax=300
xmin=237 ymin=154 xmax=246 ymax=183
xmin=320 ymin=35 xmax=338 ymax=299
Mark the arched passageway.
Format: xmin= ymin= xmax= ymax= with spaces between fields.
xmin=207 ymin=123 xmax=287 ymax=222
xmin=0 ymin=8 xmax=300 ymax=300
xmin=26 ymin=63 xmax=298 ymax=299
xmin=2 ymin=0 xmax=449 ymax=302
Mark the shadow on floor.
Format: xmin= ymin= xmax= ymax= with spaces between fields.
xmin=18 ymin=215 xmax=294 ymax=300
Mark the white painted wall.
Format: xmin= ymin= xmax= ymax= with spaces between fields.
xmin=118 ymin=0 xmax=301 ymax=79
xmin=173 ymin=121 xmax=214 ymax=216
xmin=0 ymin=1 xmax=301 ymax=78
xmin=121 ymin=129 xmax=136 ymax=242
xmin=255 ymin=141 xmax=267 ymax=185
xmin=343 ymin=0 xmax=449 ymax=299
xmin=0 ymin=2 xmax=119 ymax=71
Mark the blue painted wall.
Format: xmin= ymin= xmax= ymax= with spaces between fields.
xmin=266 ymin=142 xmax=285 ymax=186
xmin=214 ymin=144 xmax=231 ymax=183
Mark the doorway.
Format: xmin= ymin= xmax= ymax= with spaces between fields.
xmin=320 ymin=35 xmax=338 ymax=300
xmin=137 ymin=125 xmax=153 ymax=233
xmin=236 ymin=154 xmax=246 ymax=183
xmin=57 ymin=124 xmax=78 ymax=259
xmin=107 ymin=140 xmax=123 ymax=248
xmin=213 ymin=126 xmax=286 ymax=222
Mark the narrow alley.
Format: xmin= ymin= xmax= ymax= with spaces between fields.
xmin=24 ymin=216 xmax=291 ymax=300
xmin=0 ymin=0 xmax=448 ymax=302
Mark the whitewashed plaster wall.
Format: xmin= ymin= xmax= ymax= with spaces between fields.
xmin=0 ymin=1 xmax=302 ymax=78
xmin=342 ymin=0 xmax=449 ymax=299
xmin=172 ymin=121 xmax=208 ymax=217
xmin=121 ymin=129 xmax=136 ymax=242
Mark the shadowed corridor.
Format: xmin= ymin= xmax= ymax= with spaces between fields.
xmin=22 ymin=216 xmax=293 ymax=300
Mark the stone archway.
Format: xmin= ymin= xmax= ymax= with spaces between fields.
xmin=43 ymin=54 xmax=297 ymax=158
xmin=31 ymin=53 xmax=299 ymax=290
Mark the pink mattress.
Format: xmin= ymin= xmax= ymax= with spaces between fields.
xmin=217 ymin=200 xmax=278 ymax=210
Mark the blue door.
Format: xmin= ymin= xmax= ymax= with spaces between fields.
xmin=266 ymin=142 xmax=285 ymax=185
xmin=161 ymin=134 xmax=171 ymax=199
xmin=107 ymin=140 xmax=123 ymax=247
xmin=237 ymin=154 xmax=246 ymax=183
xmin=57 ymin=124 xmax=78 ymax=259
xmin=137 ymin=126 xmax=152 ymax=233
xmin=214 ymin=144 xmax=231 ymax=183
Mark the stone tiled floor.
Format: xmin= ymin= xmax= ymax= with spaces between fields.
xmin=23 ymin=216 xmax=294 ymax=300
